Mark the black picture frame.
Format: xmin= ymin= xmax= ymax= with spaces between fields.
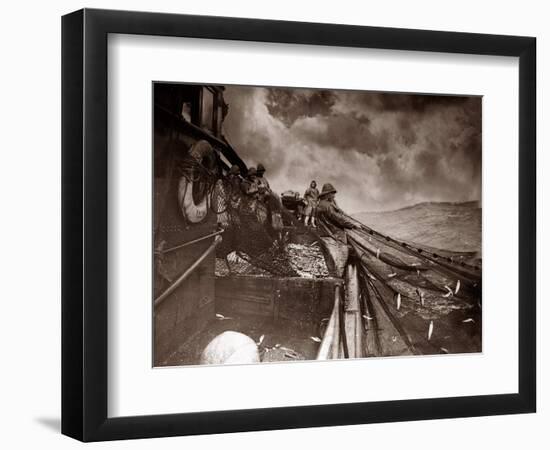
xmin=62 ymin=8 xmax=536 ymax=442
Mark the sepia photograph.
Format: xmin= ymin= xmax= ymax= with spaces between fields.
xmin=153 ymin=82 xmax=482 ymax=367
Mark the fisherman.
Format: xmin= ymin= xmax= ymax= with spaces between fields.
xmin=254 ymin=163 xmax=275 ymax=225
xmin=255 ymin=163 xmax=271 ymax=202
xmin=240 ymin=166 xmax=259 ymax=213
xmin=242 ymin=167 xmax=258 ymax=196
xmin=303 ymin=180 xmax=319 ymax=227
xmin=316 ymin=183 xmax=359 ymax=277
xmin=226 ymin=164 xmax=243 ymax=208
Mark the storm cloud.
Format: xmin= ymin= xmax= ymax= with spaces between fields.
xmin=222 ymin=85 xmax=481 ymax=213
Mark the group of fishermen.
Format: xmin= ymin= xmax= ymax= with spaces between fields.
xmin=224 ymin=162 xmax=359 ymax=277
xmin=225 ymin=163 xmax=358 ymax=236
xmin=225 ymin=163 xmax=275 ymax=228
xmin=226 ymin=163 xmax=270 ymax=207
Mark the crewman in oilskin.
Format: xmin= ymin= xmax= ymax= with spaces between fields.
xmin=316 ymin=183 xmax=359 ymax=277
xmin=255 ymin=163 xmax=271 ymax=202
xmin=227 ymin=164 xmax=243 ymax=208
xmin=241 ymin=166 xmax=259 ymax=212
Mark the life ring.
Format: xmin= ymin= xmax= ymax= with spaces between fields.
xmin=178 ymin=140 xmax=216 ymax=223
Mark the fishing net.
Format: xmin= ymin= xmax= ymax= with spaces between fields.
xmin=170 ymin=141 xmax=310 ymax=278
xmin=341 ymin=214 xmax=482 ymax=357
xmin=212 ymin=174 xmax=301 ymax=277
xmin=309 ymin=205 xmax=482 ymax=359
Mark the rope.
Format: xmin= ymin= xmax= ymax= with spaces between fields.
xmin=154 ymin=235 xmax=222 ymax=308
xmin=158 ymin=229 xmax=225 ymax=255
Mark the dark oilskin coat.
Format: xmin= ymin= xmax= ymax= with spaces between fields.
xmin=316 ymin=197 xmax=356 ymax=243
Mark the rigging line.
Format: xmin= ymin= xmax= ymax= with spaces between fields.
xmin=349 ymin=235 xmax=456 ymax=295
xmin=154 ymin=235 xmax=223 ymax=308
xmin=346 ymin=214 xmax=481 ymax=274
xmin=350 ymin=225 xmax=479 ymax=285
xmin=159 ymin=229 xmax=225 ymax=255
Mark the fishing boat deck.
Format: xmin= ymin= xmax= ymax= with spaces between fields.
xmin=159 ymin=274 xmax=341 ymax=366
xmin=162 ymin=314 xmax=321 ymax=366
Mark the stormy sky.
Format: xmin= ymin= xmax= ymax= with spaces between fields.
xmin=222 ymin=85 xmax=481 ymax=213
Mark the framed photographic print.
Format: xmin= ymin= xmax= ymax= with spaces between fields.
xmin=62 ymin=8 xmax=536 ymax=441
